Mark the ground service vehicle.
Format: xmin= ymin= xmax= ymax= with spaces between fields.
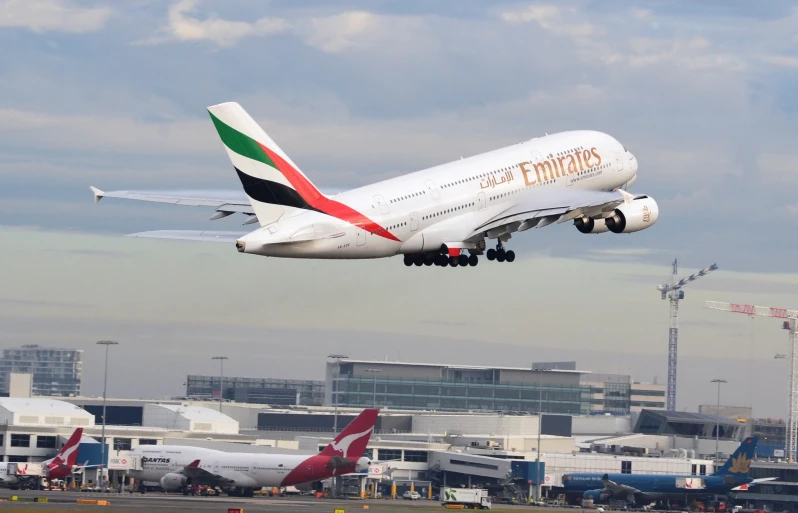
xmin=442 ymin=488 xmax=492 ymax=509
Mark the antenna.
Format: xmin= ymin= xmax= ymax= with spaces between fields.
xmin=657 ymin=259 xmax=719 ymax=411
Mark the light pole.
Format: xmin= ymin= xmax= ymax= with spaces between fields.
xmin=327 ymin=355 xmax=348 ymax=499
xmin=212 ymin=356 xmax=228 ymax=413
xmin=535 ymin=370 xmax=546 ymax=503
xmin=96 ymin=341 xmax=118 ymax=490
xmin=328 ymin=354 xmax=349 ymax=435
xmin=365 ymin=369 xmax=382 ymax=408
xmin=711 ymin=378 xmax=727 ymax=463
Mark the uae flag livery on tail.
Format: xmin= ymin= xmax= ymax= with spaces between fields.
xmin=208 ymin=103 xmax=398 ymax=241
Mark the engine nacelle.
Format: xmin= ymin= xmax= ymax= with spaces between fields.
xmin=355 ymin=456 xmax=371 ymax=471
xmin=583 ymin=489 xmax=609 ymax=503
xmin=574 ymin=217 xmax=609 ymax=234
xmin=604 ymin=196 xmax=659 ymax=234
xmin=160 ymin=473 xmax=189 ymax=491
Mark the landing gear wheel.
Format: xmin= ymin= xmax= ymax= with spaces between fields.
xmin=403 ymin=255 xmax=413 ymax=266
xmin=414 ymin=255 xmax=424 ymax=266
xmin=424 ymin=256 xmax=434 ymax=266
xmin=434 ymin=254 xmax=446 ymax=266
xmin=496 ymin=249 xmax=506 ymax=262
xmin=440 ymin=257 xmax=449 ymax=267
xmin=486 ymin=249 xmax=496 ymax=261
xmin=449 ymin=256 xmax=459 ymax=267
xmin=468 ymin=255 xmax=478 ymax=267
xmin=505 ymin=250 xmax=515 ymax=263
xmin=458 ymin=255 xmax=468 ymax=267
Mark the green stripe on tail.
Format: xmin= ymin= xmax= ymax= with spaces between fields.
xmin=208 ymin=111 xmax=278 ymax=169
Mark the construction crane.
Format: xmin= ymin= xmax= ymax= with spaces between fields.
xmin=704 ymin=301 xmax=798 ymax=462
xmin=657 ymin=260 xmax=719 ymax=411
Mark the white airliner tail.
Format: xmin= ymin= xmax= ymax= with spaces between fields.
xmin=207 ymin=102 xmax=326 ymax=227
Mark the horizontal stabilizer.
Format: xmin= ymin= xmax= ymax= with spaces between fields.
xmin=126 ymin=230 xmax=248 ymax=243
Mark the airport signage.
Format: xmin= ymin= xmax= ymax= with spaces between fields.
xmin=774 ymin=449 xmax=785 ymax=458
xmin=108 ymin=456 xmax=138 ymax=470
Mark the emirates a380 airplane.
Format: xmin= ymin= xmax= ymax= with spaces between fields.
xmin=128 ymin=408 xmax=378 ymax=497
xmin=90 ymin=102 xmax=657 ymax=267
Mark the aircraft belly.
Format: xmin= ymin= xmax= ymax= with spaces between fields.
xmin=258 ymin=233 xmax=400 ymax=259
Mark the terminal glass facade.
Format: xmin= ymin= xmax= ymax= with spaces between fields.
xmin=186 ymin=375 xmax=325 ymax=406
xmin=333 ymin=376 xmax=592 ymax=414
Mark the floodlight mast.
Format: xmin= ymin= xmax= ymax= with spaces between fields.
xmin=705 ymin=301 xmax=798 ymax=462
xmin=657 ymin=260 xmax=719 ymax=411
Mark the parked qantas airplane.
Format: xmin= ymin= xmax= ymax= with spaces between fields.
xmin=128 ymin=408 xmax=378 ymax=497
xmin=1 ymin=428 xmax=85 ymax=488
xmin=90 ymin=102 xmax=657 ymax=267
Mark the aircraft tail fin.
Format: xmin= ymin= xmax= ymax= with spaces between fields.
xmin=50 ymin=427 xmax=83 ymax=467
xmin=207 ymin=102 xmax=325 ymax=227
xmin=712 ymin=437 xmax=757 ymax=476
xmin=319 ymin=408 xmax=379 ymax=461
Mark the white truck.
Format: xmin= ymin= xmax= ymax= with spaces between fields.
xmin=442 ymin=488 xmax=492 ymax=510
xmin=8 ymin=463 xmax=46 ymax=477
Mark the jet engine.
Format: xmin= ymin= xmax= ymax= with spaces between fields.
xmin=160 ymin=473 xmax=190 ymax=491
xmin=603 ymin=196 xmax=659 ymax=234
xmin=574 ymin=217 xmax=609 ymax=234
xmin=583 ymin=489 xmax=609 ymax=503
xmin=356 ymin=456 xmax=371 ymax=471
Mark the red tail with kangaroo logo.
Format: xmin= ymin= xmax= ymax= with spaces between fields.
xmin=319 ymin=408 xmax=379 ymax=460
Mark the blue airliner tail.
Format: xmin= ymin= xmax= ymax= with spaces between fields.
xmin=712 ymin=437 xmax=757 ymax=477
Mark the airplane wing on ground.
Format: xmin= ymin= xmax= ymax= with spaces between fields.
xmin=180 ymin=460 xmax=234 ymax=486
xmin=601 ymin=474 xmax=643 ymax=497
xmin=470 ymin=189 xmax=627 ymax=239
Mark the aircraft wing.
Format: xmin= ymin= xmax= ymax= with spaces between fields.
xmin=601 ymin=475 xmax=643 ymax=495
xmin=180 ymin=460 xmax=234 ymax=486
xmin=471 ymin=189 xmax=626 ymax=237
xmin=126 ymin=230 xmax=249 ymax=243
xmin=90 ymin=187 xmax=252 ymax=210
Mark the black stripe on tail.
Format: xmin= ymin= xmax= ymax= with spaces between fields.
xmin=235 ymin=168 xmax=320 ymax=212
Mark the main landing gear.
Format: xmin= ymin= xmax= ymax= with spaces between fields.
xmin=485 ymin=241 xmax=515 ymax=263
xmin=403 ymin=253 xmax=479 ymax=268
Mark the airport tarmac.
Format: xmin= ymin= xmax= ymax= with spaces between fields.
xmin=0 ymin=490 xmax=534 ymax=512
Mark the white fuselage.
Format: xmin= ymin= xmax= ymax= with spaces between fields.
xmin=130 ymin=446 xmax=313 ymax=488
xmin=238 ymin=130 xmax=637 ymax=258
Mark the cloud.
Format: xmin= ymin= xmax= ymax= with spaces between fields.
xmin=305 ymin=11 xmax=377 ymax=54
xmin=0 ymin=0 xmax=110 ymax=33
xmin=760 ymin=54 xmax=798 ymax=69
xmin=499 ymin=4 xmax=603 ymax=42
xmin=140 ymin=0 xmax=289 ymax=48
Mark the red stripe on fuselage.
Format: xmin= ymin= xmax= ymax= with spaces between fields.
xmin=258 ymin=143 xmax=400 ymax=242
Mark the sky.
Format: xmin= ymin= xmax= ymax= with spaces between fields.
xmin=1 ymin=0 xmax=797 ymax=417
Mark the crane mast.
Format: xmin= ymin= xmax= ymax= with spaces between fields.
xmin=657 ymin=260 xmax=719 ymax=411
xmin=704 ymin=301 xmax=798 ymax=462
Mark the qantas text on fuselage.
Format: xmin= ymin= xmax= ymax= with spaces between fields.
xmin=90 ymin=102 xmax=656 ymax=267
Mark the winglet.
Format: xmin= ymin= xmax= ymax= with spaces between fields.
xmin=89 ymin=186 xmax=105 ymax=204
xmin=186 ymin=459 xmax=201 ymax=468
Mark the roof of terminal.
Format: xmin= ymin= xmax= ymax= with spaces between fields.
xmin=333 ymin=359 xmax=587 ymax=374
xmin=0 ymin=398 xmax=93 ymax=416
xmin=153 ymin=404 xmax=237 ymax=422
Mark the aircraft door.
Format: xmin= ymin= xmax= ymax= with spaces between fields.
xmin=356 ymin=228 xmax=366 ymax=246
xmin=424 ymin=180 xmax=440 ymax=200
xmin=615 ymin=151 xmax=624 ymax=171
xmin=477 ymin=192 xmax=486 ymax=210
xmin=373 ymin=195 xmax=389 ymax=214
xmin=410 ymin=212 xmax=419 ymax=232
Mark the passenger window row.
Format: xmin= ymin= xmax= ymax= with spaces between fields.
xmin=423 ymin=203 xmax=474 ymax=221
xmin=376 ymin=222 xmax=407 ymax=235
xmin=390 ymin=191 xmax=426 ymax=203
xmin=441 ymin=166 xmax=518 ymax=189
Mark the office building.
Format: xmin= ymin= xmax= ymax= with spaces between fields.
xmin=0 ymin=346 xmax=82 ymax=397
xmin=185 ymin=375 xmax=325 ymax=406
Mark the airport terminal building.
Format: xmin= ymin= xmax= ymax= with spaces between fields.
xmin=324 ymin=359 xmax=665 ymax=415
